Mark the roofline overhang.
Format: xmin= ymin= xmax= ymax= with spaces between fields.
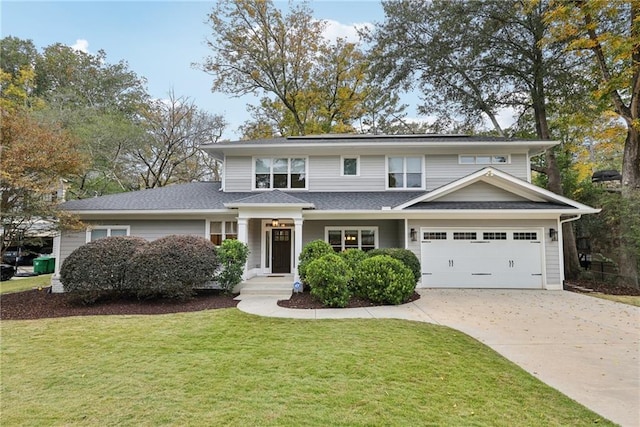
xmin=223 ymin=202 xmax=315 ymax=209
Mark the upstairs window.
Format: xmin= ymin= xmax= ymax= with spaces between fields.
xmin=342 ymin=156 xmax=359 ymax=176
xmin=387 ymin=156 xmax=423 ymax=189
xmin=254 ymin=157 xmax=307 ymax=190
xmin=459 ymin=155 xmax=509 ymax=164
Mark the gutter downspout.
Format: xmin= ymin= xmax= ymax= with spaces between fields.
xmin=557 ymin=214 xmax=583 ymax=286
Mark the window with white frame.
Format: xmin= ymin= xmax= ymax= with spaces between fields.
xmin=342 ymin=156 xmax=359 ymax=176
xmin=86 ymin=226 xmax=129 ymax=242
xmin=459 ymin=155 xmax=509 ymax=164
xmin=210 ymin=221 xmax=238 ymax=245
xmin=387 ymin=156 xmax=423 ymax=189
xmin=254 ymin=157 xmax=307 ymax=189
xmin=325 ymin=227 xmax=378 ymax=252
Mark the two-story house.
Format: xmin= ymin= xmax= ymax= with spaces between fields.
xmin=52 ymin=134 xmax=599 ymax=292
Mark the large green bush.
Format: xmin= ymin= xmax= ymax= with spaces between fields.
xmin=354 ymin=255 xmax=415 ymax=305
xmin=298 ymin=239 xmax=334 ymax=283
xmin=339 ymin=248 xmax=368 ymax=295
xmin=367 ymin=248 xmax=421 ymax=283
xmin=60 ymin=236 xmax=148 ymax=303
xmin=215 ymin=239 xmax=249 ymax=293
xmin=305 ymin=253 xmax=351 ymax=308
xmin=126 ymin=235 xmax=219 ymax=300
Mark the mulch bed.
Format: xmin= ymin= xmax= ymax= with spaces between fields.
xmin=3 ymin=280 xmax=636 ymax=321
xmin=277 ymin=291 xmax=421 ymax=309
xmin=0 ymin=288 xmax=239 ymax=321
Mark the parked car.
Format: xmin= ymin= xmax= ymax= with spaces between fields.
xmin=1 ymin=249 xmax=38 ymax=266
xmin=1 ymin=264 xmax=16 ymax=281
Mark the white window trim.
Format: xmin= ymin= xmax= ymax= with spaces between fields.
xmin=324 ymin=226 xmax=379 ymax=251
xmin=85 ymin=225 xmax=131 ymax=242
xmin=252 ymin=156 xmax=309 ymax=191
xmin=385 ymin=155 xmax=425 ymax=190
xmin=341 ymin=155 xmax=360 ymax=177
xmin=209 ymin=220 xmax=238 ymax=246
xmin=458 ymin=154 xmax=511 ymax=165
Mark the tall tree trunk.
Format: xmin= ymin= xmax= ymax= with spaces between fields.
xmin=619 ymin=128 xmax=640 ymax=287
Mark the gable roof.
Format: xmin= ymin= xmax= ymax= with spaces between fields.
xmin=396 ymin=167 xmax=600 ymax=214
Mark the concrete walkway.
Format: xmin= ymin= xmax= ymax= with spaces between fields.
xmin=237 ymin=289 xmax=640 ymax=427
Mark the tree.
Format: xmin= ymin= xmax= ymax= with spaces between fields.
xmin=544 ymin=0 xmax=639 ymax=287
xmin=368 ymin=0 xmax=590 ymax=279
xmin=136 ymin=92 xmax=226 ymax=188
xmin=201 ymin=0 xmax=370 ymax=136
xmin=0 ymin=109 xmax=86 ymax=254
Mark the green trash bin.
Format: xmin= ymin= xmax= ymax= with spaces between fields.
xmin=33 ymin=256 xmax=55 ymax=274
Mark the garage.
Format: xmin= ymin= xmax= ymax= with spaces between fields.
xmin=420 ymin=228 xmax=543 ymax=288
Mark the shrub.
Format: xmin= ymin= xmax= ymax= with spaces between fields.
xmin=339 ymin=248 xmax=368 ymax=295
xmin=305 ymin=253 xmax=351 ymax=308
xmin=298 ymin=239 xmax=334 ymax=283
xmin=60 ymin=236 xmax=148 ymax=304
xmin=216 ymin=239 xmax=249 ymax=293
xmin=126 ymin=235 xmax=219 ymax=300
xmin=354 ymin=255 xmax=415 ymax=305
xmin=367 ymin=248 xmax=421 ymax=283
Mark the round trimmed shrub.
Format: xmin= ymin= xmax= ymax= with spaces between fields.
xmin=216 ymin=239 xmax=249 ymax=293
xmin=354 ymin=255 xmax=415 ymax=305
xmin=60 ymin=236 xmax=148 ymax=304
xmin=305 ymin=253 xmax=351 ymax=308
xmin=298 ymin=239 xmax=334 ymax=283
xmin=367 ymin=248 xmax=421 ymax=283
xmin=126 ymin=234 xmax=219 ymax=300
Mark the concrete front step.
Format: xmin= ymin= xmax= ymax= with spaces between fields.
xmin=236 ymin=275 xmax=294 ymax=299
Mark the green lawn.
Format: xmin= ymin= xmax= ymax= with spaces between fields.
xmin=1 ymin=309 xmax=611 ymax=426
xmin=0 ymin=273 xmax=52 ymax=294
xmin=588 ymin=292 xmax=640 ymax=307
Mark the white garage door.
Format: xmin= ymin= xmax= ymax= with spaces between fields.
xmin=420 ymin=229 xmax=543 ymax=288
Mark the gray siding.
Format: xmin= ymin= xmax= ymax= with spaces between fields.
xmin=426 ymin=154 xmax=528 ymax=191
xmin=438 ymin=181 xmax=527 ymax=202
xmin=58 ymin=219 xmax=206 ymax=269
xmin=309 ymin=156 xmax=385 ymax=191
xmin=406 ymin=219 xmax=560 ymax=286
xmin=224 ymin=156 xmax=252 ymax=191
xmin=302 ymin=219 xmax=403 ymax=248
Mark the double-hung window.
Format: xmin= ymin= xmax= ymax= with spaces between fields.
xmin=255 ymin=157 xmax=307 ymax=189
xmin=86 ymin=226 xmax=129 ymax=242
xmin=210 ymin=221 xmax=238 ymax=245
xmin=387 ymin=156 xmax=423 ymax=189
xmin=459 ymin=155 xmax=509 ymax=164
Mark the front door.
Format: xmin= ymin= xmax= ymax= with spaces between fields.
xmin=271 ymin=229 xmax=291 ymax=273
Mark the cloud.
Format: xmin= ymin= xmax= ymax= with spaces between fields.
xmin=70 ymin=39 xmax=89 ymax=53
xmin=322 ymin=19 xmax=373 ymax=43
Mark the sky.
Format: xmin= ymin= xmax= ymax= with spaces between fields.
xmin=1 ymin=0 xmax=405 ymax=139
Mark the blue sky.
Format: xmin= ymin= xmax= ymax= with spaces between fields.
xmin=2 ymin=0 xmax=400 ymax=139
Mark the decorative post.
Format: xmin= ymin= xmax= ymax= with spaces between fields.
xmin=293 ymin=217 xmax=304 ymax=281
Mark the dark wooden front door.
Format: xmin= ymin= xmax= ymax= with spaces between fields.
xmin=271 ymin=229 xmax=291 ymax=273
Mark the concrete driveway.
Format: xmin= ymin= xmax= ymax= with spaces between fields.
xmin=238 ymin=289 xmax=640 ymax=426
xmin=414 ymin=290 xmax=639 ymax=427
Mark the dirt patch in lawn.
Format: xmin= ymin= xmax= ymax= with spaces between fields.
xmin=564 ymin=280 xmax=640 ymax=296
xmin=0 ymin=288 xmax=239 ymax=320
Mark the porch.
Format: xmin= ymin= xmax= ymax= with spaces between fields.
xmin=235 ymin=274 xmax=294 ymax=300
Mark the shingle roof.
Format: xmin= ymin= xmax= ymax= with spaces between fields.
xmin=60 ymin=182 xmax=574 ymax=213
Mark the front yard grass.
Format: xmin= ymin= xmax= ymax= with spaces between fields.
xmin=589 ymin=292 xmax=640 ymax=307
xmin=1 ymin=309 xmax=611 ymax=426
xmin=0 ymin=273 xmax=52 ymax=294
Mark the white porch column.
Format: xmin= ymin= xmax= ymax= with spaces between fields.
xmin=293 ymin=217 xmax=304 ymax=281
xmin=237 ymin=218 xmax=249 ymax=279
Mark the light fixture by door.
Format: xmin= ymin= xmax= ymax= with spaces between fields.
xmin=271 ymin=219 xmax=279 ymax=227
xmin=410 ymin=228 xmax=417 ymax=242
xmin=549 ymin=228 xmax=557 ymax=241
